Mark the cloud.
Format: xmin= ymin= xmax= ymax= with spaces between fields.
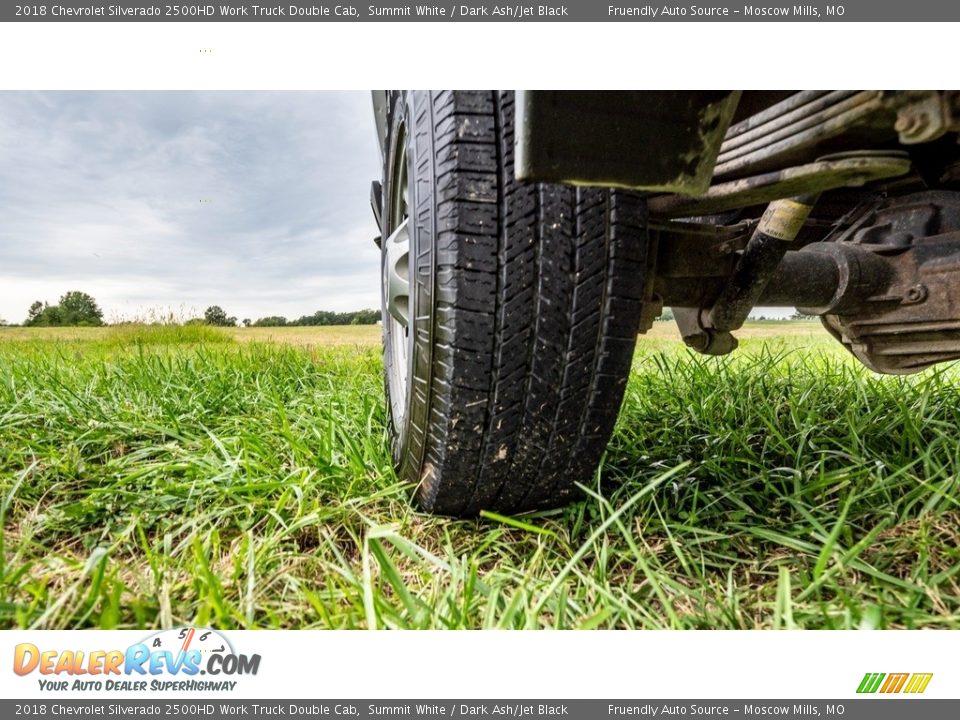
xmin=0 ymin=91 xmax=382 ymax=324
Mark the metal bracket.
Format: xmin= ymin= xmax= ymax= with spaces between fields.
xmin=649 ymin=151 xmax=911 ymax=219
xmin=894 ymin=91 xmax=960 ymax=145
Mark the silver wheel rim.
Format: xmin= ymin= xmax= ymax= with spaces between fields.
xmin=383 ymin=125 xmax=412 ymax=436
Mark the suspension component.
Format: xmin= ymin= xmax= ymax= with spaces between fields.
xmin=657 ymin=190 xmax=960 ymax=375
xmin=674 ymin=193 xmax=818 ymax=354
xmin=657 ymin=242 xmax=894 ymax=313
xmin=816 ymin=191 xmax=960 ymax=373
xmin=648 ymin=152 xmax=910 ymax=219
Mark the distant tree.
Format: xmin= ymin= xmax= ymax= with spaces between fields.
xmin=253 ymin=316 xmax=288 ymax=327
xmin=23 ymin=292 xmax=103 ymax=327
xmin=204 ymin=305 xmax=227 ymax=325
xmin=27 ymin=301 xmax=44 ymax=325
xmin=790 ymin=310 xmax=816 ymax=321
xmin=242 ymin=318 xmax=251 ymax=327
xmin=58 ymin=291 xmax=104 ymax=326
xmin=657 ymin=307 xmax=675 ymax=322
xmin=42 ymin=304 xmax=64 ymax=326
xmin=204 ymin=305 xmax=236 ymax=327
xmin=24 ymin=303 xmax=52 ymax=326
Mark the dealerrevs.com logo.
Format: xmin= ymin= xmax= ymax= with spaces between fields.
xmin=13 ymin=627 xmax=261 ymax=692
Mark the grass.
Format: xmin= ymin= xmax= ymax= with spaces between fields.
xmin=0 ymin=321 xmax=958 ymax=629
xmin=106 ymin=323 xmax=236 ymax=346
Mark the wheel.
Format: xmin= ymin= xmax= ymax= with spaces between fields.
xmin=379 ymin=90 xmax=649 ymax=516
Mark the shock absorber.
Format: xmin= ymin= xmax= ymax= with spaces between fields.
xmin=710 ymin=193 xmax=819 ymax=330
xmin=676 ymin=193 xmax=818 ymax=354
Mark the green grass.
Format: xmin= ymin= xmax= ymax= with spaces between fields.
xmin=105 ymin=323 xmax=235 ymax=346
xmin=1 ymin=325 xmax=958 ymax=629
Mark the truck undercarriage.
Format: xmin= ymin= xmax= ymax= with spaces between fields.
xmin=514 ymin=90 xmax=960 ymax=374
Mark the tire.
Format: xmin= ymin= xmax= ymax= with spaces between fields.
xmin=379 ymin=90 xmax=649 ymax=516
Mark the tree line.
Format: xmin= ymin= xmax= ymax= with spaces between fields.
xmin=250 ymin=309 xmax=381 ymax=327
xmin=204 ymin=306 xmax=381 ymax=327
xmin=15 ymin=292 xmax=381 ymax=327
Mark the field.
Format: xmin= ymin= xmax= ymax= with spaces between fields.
xmin=1 ymin=321 xmax=958 ymax=629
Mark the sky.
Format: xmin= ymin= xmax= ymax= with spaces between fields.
xmin=0 ymin=92 xmax=789 ymax=325
xmin=0 ymin=91 xmax=382 ymax=324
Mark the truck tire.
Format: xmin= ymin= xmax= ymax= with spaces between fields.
xmin=379 ymin=90 xmax=648 ymax=516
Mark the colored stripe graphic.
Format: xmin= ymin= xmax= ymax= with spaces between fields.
xmin=857 ymin=672 xmax=932 ymax=694
xmin=881 ymin=673 xmax=908 ymax=693
xmin=857 ymin=673 xmax=885 ymax=693
xmin=904 ymin=674 xmax=934 ymax=694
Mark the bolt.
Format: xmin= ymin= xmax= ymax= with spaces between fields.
xmin=682 ymin=332 xmax=710 ymax=353
xmin=895 ymin=112 xmax=929 ymax=138
xmin=682 ymin=330 xmax=739 ymax=356
xmin=905 ymin=285 xmax=928 ymax=303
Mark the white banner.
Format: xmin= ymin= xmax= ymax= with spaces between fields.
xmin=1 ymin=630 xmax=954 ymax=700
